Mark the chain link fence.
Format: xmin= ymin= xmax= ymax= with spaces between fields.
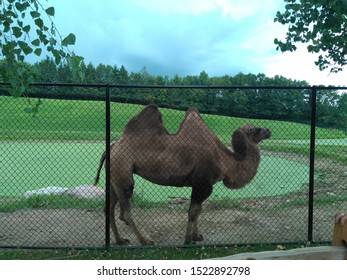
xmin=0 ymin=84 xmax=346 ymax=249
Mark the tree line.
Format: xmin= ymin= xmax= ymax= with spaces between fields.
xmin=2 ymin=57 xmax=346 ymax=130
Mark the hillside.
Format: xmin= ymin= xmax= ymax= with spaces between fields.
xmin=1 ymin=96 xmax=345 ymax=141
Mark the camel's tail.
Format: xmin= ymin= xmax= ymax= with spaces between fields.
xmin=94 ymin=151 xmax=106 ymax=186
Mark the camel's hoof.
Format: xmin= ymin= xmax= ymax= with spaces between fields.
xmin=116 ymin=238 xmax=130 ymax=245
xmin=144 ymin=240 xmax=155 ymax=246
xmin=192 ymin=234 xmax=204 ymax=242
xmin=184 ymin=240 xmax=199 ymax=245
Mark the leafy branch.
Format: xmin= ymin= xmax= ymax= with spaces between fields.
xmin=0 ymin=0 xmax=84 ymax=99
xmin=274 ymin=0 xmax=347 ymax=73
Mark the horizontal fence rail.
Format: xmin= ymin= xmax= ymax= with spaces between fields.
xmin=0 ymin=83 xmax=346 ymax=250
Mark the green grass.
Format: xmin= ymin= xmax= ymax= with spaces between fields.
xmin=0 ymin=243 xmax=311 ymax=260
xmin=262 ymin=141 xmax=347 ymax=164
xmin=1 ymin=96 xmax=345 ymax=141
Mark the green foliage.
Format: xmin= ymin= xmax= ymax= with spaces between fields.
xmin=0 ymin=0 xmax=84 ymax=99
xmin=2 ymin=52 xmax=346 ymax=128
xmin=26 ymin=59 xmax=347 ymax=129
xmin=3 ymin=61 xmax=347 ymax=129
xmin=274 ymin=0 xmax=347 ymax=72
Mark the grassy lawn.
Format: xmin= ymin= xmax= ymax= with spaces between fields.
xmin=1 ymin=96 xmax=345 ymax=141
xmin=0 ymin=243 xmax=310 ymax=260
xmin=262 ymin=140 xmax=347 ymax=164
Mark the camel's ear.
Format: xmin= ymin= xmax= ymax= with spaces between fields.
xmin=232 ymin=130 xmax=247 ymax=155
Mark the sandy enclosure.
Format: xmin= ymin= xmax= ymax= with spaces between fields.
xmin=0 ymin=203 xmax=344 ymax=248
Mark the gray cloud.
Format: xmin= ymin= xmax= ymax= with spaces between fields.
xmin=46 ymin=0 xmax=346 ymax=85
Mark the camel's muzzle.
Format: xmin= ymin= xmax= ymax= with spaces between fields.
xmin=262 ymin=128 xmax=271 ymax=139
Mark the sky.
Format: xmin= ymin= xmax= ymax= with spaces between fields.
xmin=47 ymin=0 xmax=347 ymax=86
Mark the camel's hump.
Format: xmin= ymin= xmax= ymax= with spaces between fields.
xmin=123 ymin=104 xmax=168 ymax=135
xmin=179 ymin=107 xmax=204 ymax=126
xmin=185 ymin=107 xmax=201 ymax=120
xmin=178 ymin=107 xmax=217 ymax=138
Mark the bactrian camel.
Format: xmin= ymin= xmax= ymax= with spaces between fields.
xmin=94 ymin=104 xmax=271 ymax=245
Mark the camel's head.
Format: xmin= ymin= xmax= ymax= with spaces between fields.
xmin=237 ymin=124 xmax=271 ymax=144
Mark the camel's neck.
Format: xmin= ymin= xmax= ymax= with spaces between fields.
xmin=222 ymin=141 xmax=261 ymax=189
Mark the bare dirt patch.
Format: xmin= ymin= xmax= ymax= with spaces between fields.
xmin=0 ymin=203 xmax=345 ymax=248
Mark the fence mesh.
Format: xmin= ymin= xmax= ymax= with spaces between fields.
xmin=0 ymin=84 xmax=346 ymax=248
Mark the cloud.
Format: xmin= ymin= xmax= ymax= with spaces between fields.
xmin=134 ymin=0 xmax=217 ymax=16
xmin=49 ymin=0 xmax=280 ymax=77
xmin=109 ymin=1 xmax=282 ymax=76
xmin=265 ymin=44 xmax=347 ymax=86
xmin=133 ymin=0 xmax=277 ymax=20
xmin=44 ymin=0 xmax=346 ymax=85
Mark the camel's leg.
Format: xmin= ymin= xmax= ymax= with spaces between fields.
xmin=185 ymin=202 xmax=203 ymax=244
xmin=191 ymin=204 xmax=203 ymax=241
xmin=117 ymin=184 xmax=154 ymax=246
xmin=108 ymin=188 xmax=129 ymax=245
xmin=184 ymin=184 xmax=212 ymax=244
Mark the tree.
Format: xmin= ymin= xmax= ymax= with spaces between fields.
xmin=139 ymin=66 xmax=157 ymax=85
xmin=94 ymin=63 xmax=115 ymax=84
xmin=198 ymin=70 xmax=209 ymax=85
xmin=0 ymin=0 xmax=83 ymax=98
xmin=84 ymin=62 xmax=96 ymax=83
xmin=337 ymin=93 xmax=347 ymax=128
xmin=274 ymin=0 xmax=347 ymax=73
xmin=33 ymin=57 xmax=57 ymax=82
xmin=116 ymin=65 xmax=129 ymax=84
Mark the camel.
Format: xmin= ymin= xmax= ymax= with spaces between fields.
xmin=94 ymin=104 xmax=271 ymax=245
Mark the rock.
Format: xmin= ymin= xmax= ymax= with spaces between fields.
xmin=24 ymin=186 xmax=69 ymax=198
xmin=64 ymin=185 xmax=105 ymax=199
xmin=23 ymin=185 xmax=105 ymax=199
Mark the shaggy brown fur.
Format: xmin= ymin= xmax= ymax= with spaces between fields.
xmin=94 ymin=104 xmax=271 ymax=245
xmin=333 ymin=211 xmax=347 ymax=259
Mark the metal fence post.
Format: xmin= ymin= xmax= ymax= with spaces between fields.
xmin=105 ymin=85 xmax=111 ymax=249
xmin=308 ymin=86 xmax=317 ymax=243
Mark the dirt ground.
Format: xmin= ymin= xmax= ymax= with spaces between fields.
xmin=0 ymin=152 xmax=346 ymax=248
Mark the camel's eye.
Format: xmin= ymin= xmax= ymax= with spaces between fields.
xmin=255 ymin=128 xmax=261 ymax=134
